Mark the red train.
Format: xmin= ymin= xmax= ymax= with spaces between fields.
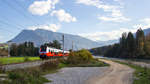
xmin=39 ymin=46 xmax=70 ymax=59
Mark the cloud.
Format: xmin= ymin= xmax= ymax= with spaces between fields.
xmin=76 ymin=0 xmax=101 ymax=7
xmin=28 ymin=0 xmax=59 ymax=16
xmin=78 ymin=28 xmax=138 ymax=41
xmin=98 ymin=9 xmax=130 ymax=22
xmin=76 ymin=0 xmax=130 ymax=22
xmin=51 ymin=9 xmax=77 ymax=22
xmin=133 ymin=18 xmax=150 ymax=30
xmin=79 ymin=17 xmax=150 ymax=41
xmin=28 ymin=24 xmax=61 ymax=32
xmin=141 ymin=18 xmax=150 ymax=24
xmin=98 ymin=15 xmax=130 ymax=22
xmin=76 ymin=0 xmax=119 ymax=12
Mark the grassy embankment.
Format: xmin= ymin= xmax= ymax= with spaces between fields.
xmin=114 ymin=60 xmax=150 ymax=84
xmin=0 ymin=57 xmax=40 ymax=64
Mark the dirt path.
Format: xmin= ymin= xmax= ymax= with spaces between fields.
xmin=44 ymin=67 xmax=108 ymax=84
xmin=87 ymin=59 xmax=134 ymax=84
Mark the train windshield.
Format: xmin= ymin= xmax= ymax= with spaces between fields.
xmin=40 ymin=46 xmax=47 ymax=52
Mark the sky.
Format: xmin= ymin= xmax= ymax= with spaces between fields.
xmin=0 ymin=0 xmax=150 ymax=43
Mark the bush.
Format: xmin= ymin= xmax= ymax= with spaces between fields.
xmin=67 ymin=49 xmax=94 ymax=64
xmin=0 ymin=61 xmax=4 ymax=73
xmin=40 ymin=60 xmax=59 ymax=71
xmin=8 ymin=67 xmax=49 ymax=84
xmin=24 ymin=56 xmax=30 ymax=62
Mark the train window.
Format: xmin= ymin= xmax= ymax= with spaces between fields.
xmin=40 ymin=46 xmax=46 ymax=52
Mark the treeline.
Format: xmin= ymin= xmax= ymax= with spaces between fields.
xmin=104 ymin=28 xmax=150 ymax=59
xmin=10 ymin=42 xmax=39 ymax=56
xmin=10 ymin=40 xmax=61 ymax=56
xmin=90 ymin=46 xmax=112 ymax=56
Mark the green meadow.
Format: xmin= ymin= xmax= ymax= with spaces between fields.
xmin=0 ymin=57 xmax=40 ymax=65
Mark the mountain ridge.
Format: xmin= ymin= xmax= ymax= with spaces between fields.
xmin=11 ymin=29 xmax=101 ymax=50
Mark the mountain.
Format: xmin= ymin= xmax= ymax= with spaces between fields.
xmin=97 ymin=39 xmax=119 ymax=45
xmin=11 ymin=29 xmax=101 ymax=50
xmin=143 ymin=28 xmax=150 ymax=35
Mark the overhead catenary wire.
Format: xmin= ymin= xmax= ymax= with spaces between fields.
xmin=2 ymin=0 xmax=40 ymax=26
xmin=13 ymin=0 xmax=42 ymax=24
xmin=0 ymin=20 xmax=25 ymax=30
xmin=0 ymin=25 xmax=15 ymax=34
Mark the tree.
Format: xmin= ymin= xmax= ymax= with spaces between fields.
xmin=126 ymin=32 xmax=136 ymax=58
xmin=119 ymin=32 xmax=128 ymax=58
xmin=10 ymin=44 xmax=18 ymax=56
xmin=144 ymin=33 xmax=150 ymax=58
xmin=52 ymin=40 xmax=61 ymax=49
xmin=10 ymin=42 xmax=39 ymax=56
xmin=136 ymin=28 xmax=145 ymax=58
xmin=42 ymin=40 xmax=61 ymax=49
xmin=120 ymin=32 xmax=127 ymax=49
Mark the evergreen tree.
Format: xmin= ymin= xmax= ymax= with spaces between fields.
xmin=126 ymin=32 xmax=136 ymax=58
xmin=52 ymin=40 xmax=61 ymax=49
xmin=144 ymin=33 xmax=150 ymax=58
xmin=119 ymin=32 xmax=128 ymax=58
xmin=42 ymin=40 xmax=61 ymax=49
xmin=10 ymin=42 xmax=39 ymax=56
xmin=136 ymin=28 xmax=145 ymax=58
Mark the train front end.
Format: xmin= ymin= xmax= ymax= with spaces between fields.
xmin=39 ymin=46 xmax=47 ymax=59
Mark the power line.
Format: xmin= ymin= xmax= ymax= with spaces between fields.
xmin=0 ymin=20 xmax=24 ymax=30
xmin=13 ymin=0 xmax=41 ymax=24
xmin=0 ymin=26 xmax=14 ymax=34
xmin=3 ymin=0 xmax=39 ymax=26
xmin=0 ymin=0 xmax=41 ymax=31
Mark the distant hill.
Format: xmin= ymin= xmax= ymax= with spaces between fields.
xmin=143 ymin=28 xmax=150 ymax=35
xmin=97 ymin=39 xmax=119 ymax=45
xmin=11 ymin=29 xmax=102 ymax=50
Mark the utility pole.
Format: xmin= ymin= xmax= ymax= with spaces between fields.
xmin=72 ymin=41 xmax=74 ymax=51
xmin=62 ymin=35 xmax=65 ymax=57
xmin=7 ymin=41 xmax=12 ymax=57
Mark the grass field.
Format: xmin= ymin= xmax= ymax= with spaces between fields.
xmin=0 ymin=57 xmax=40 ymax=64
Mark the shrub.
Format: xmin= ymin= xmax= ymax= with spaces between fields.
xmin=0 ymin=61 xmax=4 ymax=73
xmin=8 ymin=67 xmax=49 ymax=84
xmin=8 ymin=71 xmax=21 ymax=80
xmin=40 ymin=60 xmax=59 ymax=71
xmin=67 ymin=49 xmax=94 ymax=64
xmin=24 ymin=56 xmax=30 ymax=62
